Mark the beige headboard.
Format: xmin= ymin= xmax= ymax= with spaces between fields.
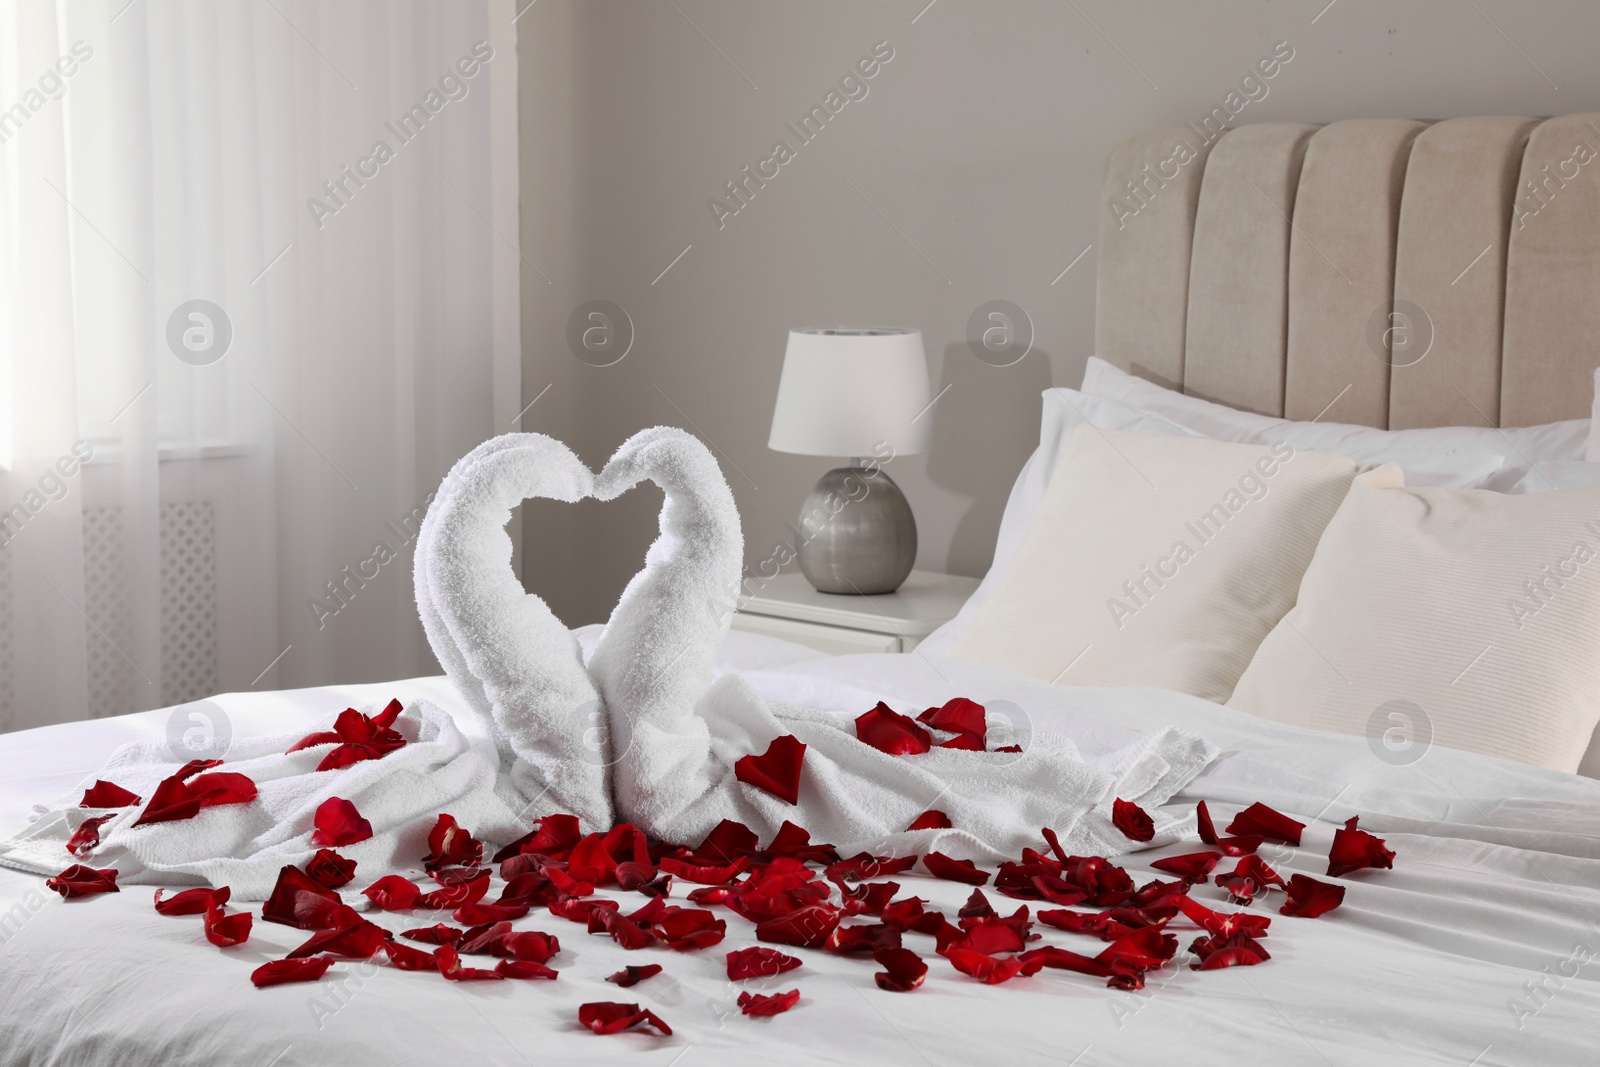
xmin=1095 ymin=116 xmax=1600 ymax=429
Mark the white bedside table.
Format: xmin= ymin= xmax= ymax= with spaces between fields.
xmin=732 ymin=569 xmax=980 ymax=656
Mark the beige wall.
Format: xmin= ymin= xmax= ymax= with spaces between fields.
xmin=518 ymin=0 xmax=1600 ymax=626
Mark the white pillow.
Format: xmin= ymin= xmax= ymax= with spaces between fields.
xmin=1229 ymin=468 xmax=1600 ymax=773
xmin=1082 ymin=356 xmax=1584 ymax=476
xmin=917 ymin=390 xmax=1198 ymax=657
xmin=952 ymin=426 xmax=1369 ymax=703
xmin=1479 ymin=461 xmax=1600 ymax=494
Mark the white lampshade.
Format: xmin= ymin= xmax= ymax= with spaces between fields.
xmin=767 ymin=327 xmax=933 ymax=458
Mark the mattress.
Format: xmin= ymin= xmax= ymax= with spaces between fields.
xmin=0 ymin=631 xmax=1596 ymax=1066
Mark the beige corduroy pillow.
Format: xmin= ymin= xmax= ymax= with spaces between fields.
xmin=1230 ymin=469 xmax=1600 ymax=772
xmin=953 ymin=425 xmax=1369 ymax=702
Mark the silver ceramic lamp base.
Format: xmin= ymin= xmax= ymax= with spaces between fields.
xmin=795 ymin=466 xmax=917 ymax=594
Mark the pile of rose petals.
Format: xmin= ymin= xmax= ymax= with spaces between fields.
xmin=286 ymin=699 xmax=408 ymax=771
xmin=49 ymin=696 xmax=1400 ymax=1038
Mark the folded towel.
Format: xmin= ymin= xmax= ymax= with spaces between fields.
xmin=587 ymin=428 xmax=1217 ymax=860
xmin=0 ymin=698 xmax=525 ymax=899
xmin=414 ymin=433 xmax=613 ymax=830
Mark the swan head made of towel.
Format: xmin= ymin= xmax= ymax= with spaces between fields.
xmin=415 ymin=426 xmax=743 ymax=835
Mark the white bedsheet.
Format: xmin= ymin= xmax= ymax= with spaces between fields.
xmin=0 ymin=630 xmax=1596 ymax=1066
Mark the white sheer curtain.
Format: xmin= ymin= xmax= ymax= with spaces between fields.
xmin=0 ymin=0 xmax=520 ymax=731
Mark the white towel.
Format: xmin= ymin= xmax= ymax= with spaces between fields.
xmin=586 ymin=428 xmax=1217 ymax=861
xmin=414 ymin=433 xmax=613 ymax=831
xmin=0 ymin=698 xmax=525 ymax=900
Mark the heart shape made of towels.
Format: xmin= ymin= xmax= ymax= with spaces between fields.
xmin=415 ymin=427 xmax=743 ymax=833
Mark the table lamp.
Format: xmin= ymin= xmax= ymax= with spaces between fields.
xmin=768 ymin=327 xmax=932 ymax=594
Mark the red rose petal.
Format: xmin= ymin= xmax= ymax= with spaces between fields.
xmin=435 ymin=943 xmax=504 ymax=981
xmin=361 ymin=875 xmax=423 ymax=910
xmin=946 ymin=947 xmax=1025 ymax=984
xmin=1190 ymin=930 xmax=1272 ymax=970
xmin=263 ymin=865 xmax=344 ymax=929
xmin=655 ymin=906 xmax=727 ymax=951
xmin=755 ymin=904 xmax=841 ymax=949
xmin=1099 ymin=926 xmax=1178 ymax=970
xmin=688 ymin=819 xmax=760 ymax=863
xmin=1133 ymin=878 xmax=1189 ymax=908
xmin=924 ymin=852 xmax=990 ymax=886
xmin=873 ymin=946 xmax=928 ymax=991
xmin=937 ymin=733 xmax=985 ymax=751
xmin=383 ymin=939 xmax=441 ymax=971
xmin=458 ymin=921 xmax=513 ymax=955
xmin=424 ymin=814 xmax=484 ymax=872
xmin=1196 ymin=801 xmax=1264 ymax=855
xmin=735 ymin=735 xmax=806 ymax=805
xmin=287 ymin=918 xmax=388 ymax=960
xmin=132 ymin=777 xmax=203 ymax=826
xmin=1215 ymin=874 xmax=1258 ymax=906
xmin=825 ymin=853 xmax=920 ymax=883
xmin=905 ymin=810 xmax=952 ymax=831
xmin=491 ymin=813 xmax=583 ymax=863
xmin=739 ymin=989 xmax=800 ymax=1016
xmin=917 ymin=698 xmax=987 ymax=745
xmin=578 ymin=1001 xmax=672 ymax=1036
xmin=1111 ymin=799 xmax=1155 ymax=842
xmin=311 ymin=797 xmax=372 ymax=847
xmin=855 ymin=703 xmax=932 ymax=756
xmin=949 ymin=919 xmax=1025 ymax=955
xmin=304 ymin=849 xmax=358 ymax=890
xmin=251 ymin=956 xmax=334 ymax=988
xmin=79 ymin=781 xmax=140 ymax=808
xmin=608 ymin=964 xmax=664 ymax=987
xmin=173 ymin=759 xmax=223 ymax=781
xmin=186 ymin=772 xmax=257 ymax=808
xmin=372 ymin=698 xmax=404 ymax=729
xmin=761 ymin=821 xmax=839 ymax=864
xmin=497 ymin=958 xmax=558 ymax=980
xmin=204 ymin=903 xmax=252 ymax=947
xmin=549 ymin=897 xmax=618 ymax=925
xmin=545 ymin=866 xmax=595 ymax=898
xmin=1327 ymin=816 xmax=1396 ymax=878
xmin=599 ymin=910 xmax=660 ymax=951
xmin=1230 ymin=854 xmax=1286 ymax=889
xmin=727 ymin=946 xmax=802 ymax=980
xmin=499 ymin=930 xmax=561 ymax=962
xmin=288 ymin=704 xmax=407 ymax=771
xmin=1280 ymin=873 xmax=1346 ymax=918
xmin=401 ymin=924 xmax=464 ymax=946
xmin=45 ymin=864 xmax=119 ymax=899
xmin=658 ymin=854 xmax=750 ymax=885
xmin=838 ymin=880 xmax=901 ymax=917
xmin=455 ymin=901 xmax=530 ymax=925
xmin=1149 ymin=851 xmax=1222 ymax=883
xmin=154 ymin=886 xmax=231 ymax=916
xmin=826 ymin=922 xmax=902 ymax=955
xmin=1174 ymin=894 xmax=1271 ymax=938
xmin=956 ymin=890 xmax=995 ymax=922
xmin=66 ymin=815 xmax=115 ymax=859
xmin=1225 ymin=802 xmax=1304 ymax=846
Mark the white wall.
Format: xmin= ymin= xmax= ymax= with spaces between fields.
xmin=518 ymin=0 xmax=1600 ymax=625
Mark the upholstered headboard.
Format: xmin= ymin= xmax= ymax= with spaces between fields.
xmin=1095 ymin=116 xmax=1600 ymax=429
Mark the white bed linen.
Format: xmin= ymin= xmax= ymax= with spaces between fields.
xmin=0 ymin=630 xmax=1596 ymax=1067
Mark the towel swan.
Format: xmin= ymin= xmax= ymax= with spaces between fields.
xmin=415 ymin=433 xmax=614 ymax=831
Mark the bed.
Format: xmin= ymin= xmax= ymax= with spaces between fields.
xmin=2 ymin=115 xmax=1599 ymax=1066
